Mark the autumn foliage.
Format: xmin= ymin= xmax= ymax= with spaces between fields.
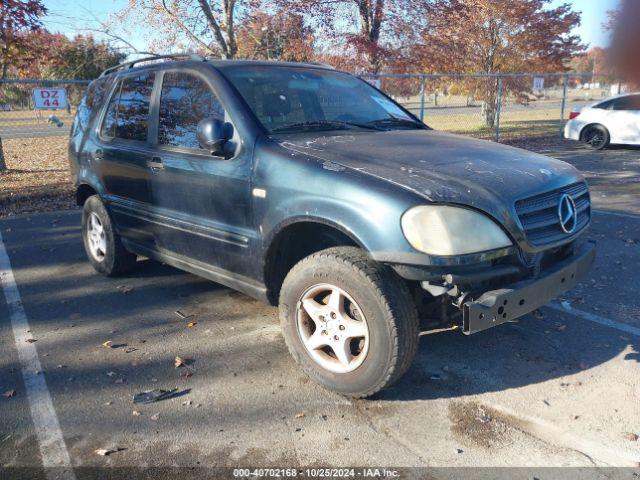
xmin=418 ymin=0 xmax=583 ymax=127
xmin=0 ymin=0 xmax=47 ymax=78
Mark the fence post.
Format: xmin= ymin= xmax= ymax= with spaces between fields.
xmin=0 ymin=137 xmax=5 ymax=172
xmin=419 ymin=76 xmax=426 ymax=123
xmin=495 ymin=76 xmax=503 ymax=142
xmin=559 ymin=74 xmax=568 ymax=137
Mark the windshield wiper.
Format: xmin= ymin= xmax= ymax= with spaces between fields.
xmin=365 ymin=115 xmax=425 ymax=129
xmin=271 ymin=120 xmax=380 ymax=133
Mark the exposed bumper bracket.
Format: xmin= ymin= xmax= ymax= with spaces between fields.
xmin=462 ymin=241 xmax=596 ymax=335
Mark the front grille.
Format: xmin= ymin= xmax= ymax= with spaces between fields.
xmin=515 ymin=182 xmax=590 ymax=246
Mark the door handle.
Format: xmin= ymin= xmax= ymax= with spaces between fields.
xmin=147 ymin=157 xmax=164 ymax=171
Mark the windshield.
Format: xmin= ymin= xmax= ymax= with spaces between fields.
xmin=220 ymin=66 xmax=424 ymax=134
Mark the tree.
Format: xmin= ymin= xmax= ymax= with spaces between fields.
xmin=420 ymin=0 xmax=583 ymax=128
xmin=275 ymin=0 xmax=423 ymax=73
xmin=0 ymin=0 xmax=47 ymax=79
xmin=0 ymin=0 xmax=46 ymax=172
xmin=568 ymin=47 xmax=617 ymax=85
xmin=119 ymin=0 xmax=261 ymax=58
xmin=235 ymin=11 xmax=315 ymax=62
xmin=43 ymin=35 xmax=125 ymax=80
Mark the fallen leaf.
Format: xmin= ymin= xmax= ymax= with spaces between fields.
xmin=477 ymin=415 xmax=492 ymax=424
xmin=2 ymin=390 xmax=16 ymax=398
xmin=150 ymin=413 xmax=159 ymax=421
xmin=294 ymin=413 xmax=305 ymax=419
xmin=102 ymin=341 xmax=113 ymax=348
xmin=94 ymin=447 xmax=123 ymax=456
xmin=174 ymin=356 xmax=186 ymax=368
xmin=187 ymin=322 xmax=197 ymax=328
xmin=182 ymin=400 xmax=192 ymax=406
xmin=623 ymin=432 xmax=639 ymax=441
xmin=132 ymin=410 xmax=141 ymax=416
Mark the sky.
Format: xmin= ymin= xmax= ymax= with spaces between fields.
xmin=42 ymin=0 xmax=621 ymax=54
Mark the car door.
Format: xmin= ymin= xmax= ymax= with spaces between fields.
xmin=146 ymin=68 xmax=255 ymax=277
xmin=608 ymin=95 xmax=640 ymax=144
xmin=95 ymin=71 xmax=158 ymax=248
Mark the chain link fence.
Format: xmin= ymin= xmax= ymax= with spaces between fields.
xmin=0 ymin=73 xmax=625 ymax=145
xmin=360 ymin=73 xmax=624 ymax=142
xmin=0 ymin=79 xmax=90 ymax=141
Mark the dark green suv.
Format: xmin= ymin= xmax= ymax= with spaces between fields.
xmin=69 ymin=54 xmax=595 ymax=397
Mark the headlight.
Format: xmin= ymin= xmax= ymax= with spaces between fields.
xmin=401 ymin=205 xmax=512 ymax=256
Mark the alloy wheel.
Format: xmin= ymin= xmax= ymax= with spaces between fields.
xmin=86 ymin=212 xmax=107 ymax=262
xmin=296 ymin=283 xmax=370 ymax=373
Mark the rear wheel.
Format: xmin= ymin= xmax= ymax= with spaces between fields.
xmin=82 ymin=195 xmax=137 ymax=276
xmin=581 ymin=124 xmax=609 ymax=150
xmin=279 ymin=247 xmax=419 ymax=398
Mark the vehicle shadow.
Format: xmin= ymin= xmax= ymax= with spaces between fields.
xmin=378 ymin=317 xmax=639 ymax=401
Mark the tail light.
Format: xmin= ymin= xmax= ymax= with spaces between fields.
xmin=569 ymin=111 xmax=580 ymax=120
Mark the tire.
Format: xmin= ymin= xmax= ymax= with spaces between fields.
xmin=81 ymin=195 xmax=137 ymax=276
xmin=279 ymin=247 xmax=419 ymax=398
xmin=581 ymin=124 xmax=609 ymax=150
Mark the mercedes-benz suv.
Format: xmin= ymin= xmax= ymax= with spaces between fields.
xmin=69 ymin=54 xmax=595 ymax=398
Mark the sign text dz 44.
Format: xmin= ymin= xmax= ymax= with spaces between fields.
xmin=32 ymin=88 xmax=68 ymax=110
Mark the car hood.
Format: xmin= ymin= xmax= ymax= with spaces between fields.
xmin=273 ymin=129 xmax=584 ymax=223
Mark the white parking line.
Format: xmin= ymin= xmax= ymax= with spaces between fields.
xmin=548 ymin=302 xmax=640 ymax=337
xmin=0 ymin=232 xmax=76 ymax=480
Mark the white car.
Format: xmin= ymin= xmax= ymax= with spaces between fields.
xmin=564 ymin=92 xmax=640 ymax=149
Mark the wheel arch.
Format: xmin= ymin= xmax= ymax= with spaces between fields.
xmin=76 ymin=183 xmax=99 ymax=206
xmin=263 ymin=218 xmax=365 ymax=305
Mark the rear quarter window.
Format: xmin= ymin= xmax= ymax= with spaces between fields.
xmin=101 ymin=72 xmax=155 ymax=141
xmin=71 ymin=78 xmax=111 ymax=135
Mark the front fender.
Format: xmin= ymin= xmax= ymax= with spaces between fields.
xmin=253 ymin=137 xmax=424 ymax=262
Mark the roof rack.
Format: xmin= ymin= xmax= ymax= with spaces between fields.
xmin=309 ymin=62 xmax=336 ymax=70
xmin=99 ymin=53 xmax=206 ymax=78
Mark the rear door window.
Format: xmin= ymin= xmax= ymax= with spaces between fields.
xmin=611 ymin=95 xmax=640 ymax=111
xmin=101 ymin=72 xmax=155 ymax=141
xmin=593 ymin=100 xmax=613 ymax=110
xmin=158 ymin=71 xmax=225 ymax=149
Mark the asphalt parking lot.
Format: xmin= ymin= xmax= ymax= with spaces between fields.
xmin=1 ymin=138 xmax=639 ymax=479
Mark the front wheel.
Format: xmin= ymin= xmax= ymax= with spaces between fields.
xmin=279 ymin=247 xmax=419 ymax=398
xmin=581 ymin=124 xmax=609 ymax=150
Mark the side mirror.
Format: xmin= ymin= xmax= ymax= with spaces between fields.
xmin=196 ymin=117 xmax=230 ymax=155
